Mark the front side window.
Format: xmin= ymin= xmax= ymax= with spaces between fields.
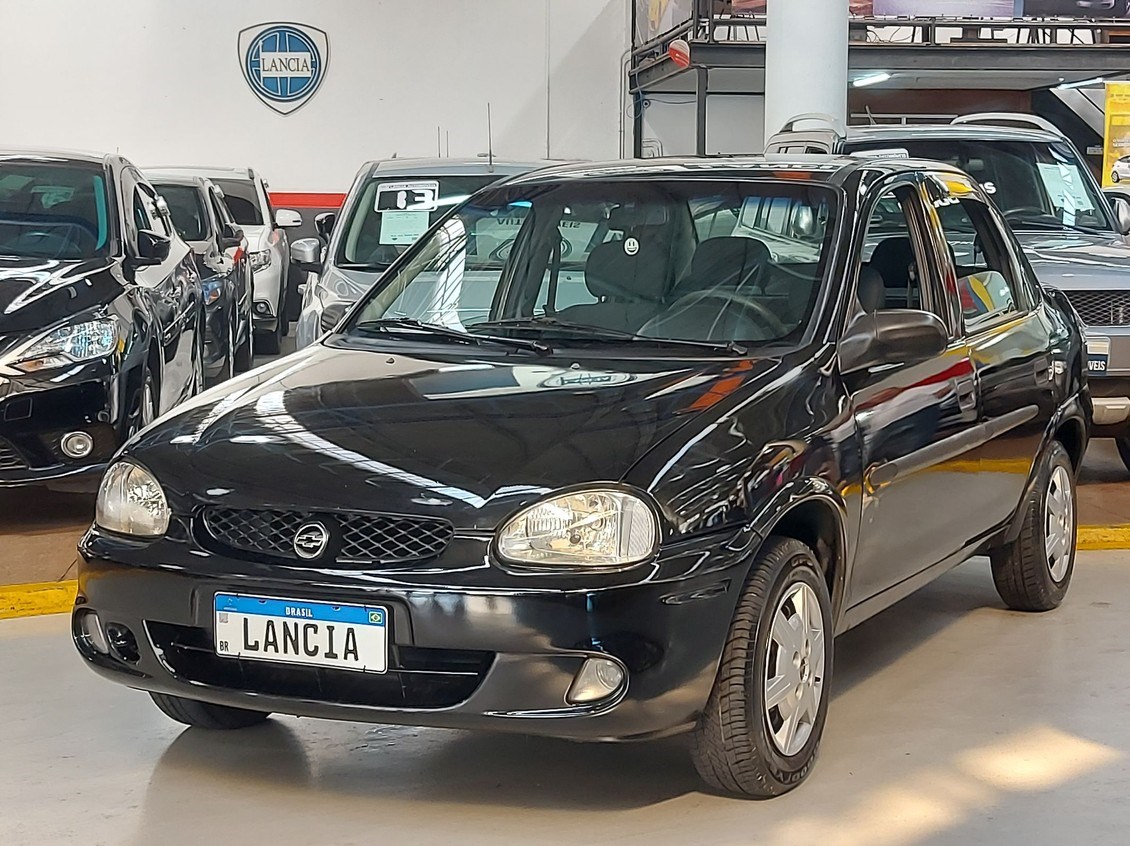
xmin=335 ymin=175 xmax=514 ymax=271
xmin=154 ymin=184 xmax=207 ymax=241
xmin=849 ymin=139 xmax=1114 ymax=233
xmin=346 ymin=179 xmax=839 ymax=350
xmin=0 ymin=160 xmax=111 ymax=259
xmin=214 ymin=179 xmax=264 ymax=226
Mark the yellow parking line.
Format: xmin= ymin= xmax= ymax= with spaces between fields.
xmin=1077 ymin=525 xmax=1130 ymax=551
xmin=0 ymin=580 xmax=77 ymax=620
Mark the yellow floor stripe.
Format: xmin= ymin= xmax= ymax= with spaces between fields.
xmin=0 ymin=527 xmax=1127 ymax=620
xmin=0 ymin=580 xmax=77 ymax=620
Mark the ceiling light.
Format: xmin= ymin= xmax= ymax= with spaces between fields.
xmin=853 ymin=72 xmax=891 ymax=88
xmin=1056 ymin=76 xmax=1105 ymax=90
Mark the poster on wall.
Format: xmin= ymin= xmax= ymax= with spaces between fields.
xmin=1103 ymin=82 xmax=1130 ymax=187
xmin=239 ymin=22 xmax=329 ymax=115
xmin=635 ymin=0 xmax=694 ymax=43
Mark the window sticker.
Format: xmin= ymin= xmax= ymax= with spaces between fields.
xmin=375 ymin=180 xmax=439 ymax=213
xmin=378 ymin=210 xmax=430 ymax=245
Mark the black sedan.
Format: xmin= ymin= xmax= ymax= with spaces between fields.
xmin=0 ymin=150 xmax=204 ymax=490
xmin=75 ymin=155 xmax=1089 ymax=797
xmin=147 ymin=172 xmax=254 ymax=384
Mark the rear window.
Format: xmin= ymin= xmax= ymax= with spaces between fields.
xmin=0 ymin=160 xmax=111 ymax=259
xmin=214 ymin=178 xmax=264 ymax=226
xmin=153 ymin=183 xmax=208 ymax=241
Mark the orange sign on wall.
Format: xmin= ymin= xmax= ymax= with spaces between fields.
xmin=1103 ymin=82 xmax=1130 ymax=188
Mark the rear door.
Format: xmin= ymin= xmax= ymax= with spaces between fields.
xmin=921 ymin=171 xmax=1054 ymax=530
xmin=845 ymin=175 xmax=983 ymax=605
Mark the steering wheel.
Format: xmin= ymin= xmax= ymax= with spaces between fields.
xmin=651 ymin=288 xmax=790 ymax=339
xmin=16 ymin=230 xmax=74 ymax=255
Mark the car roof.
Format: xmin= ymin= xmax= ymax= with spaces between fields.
xmin=497 ymin=154 xmax=969 ymax=187
xmin=844 ymin=123 xmax=1061 ymax=145
xmin=145 ymin=171 xmax=212 ymax=190
xmin=364 ymin=157 xmax=552 ymax=177
xmin=0 ymin=147 xmax=114 ymax=166
xmin=143 ymin=165 xmax=259 ymax=181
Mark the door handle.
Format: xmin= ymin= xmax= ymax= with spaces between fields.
xmin=1034 ymin=357 xmax=1054 ymax=383
xmin=955 ymin=377 xmax=976 ymax=413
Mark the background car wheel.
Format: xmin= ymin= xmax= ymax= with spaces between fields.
xmin=150 ymin=692 xmax=270 ymax=730
xmin=279 ymin=285 xmax=290 ymax=337
xmin=691 ymin=536 xmax=832 ymax=798
xmin=192 ymin=328 xmax=206 ymax=396
xmin=989 ymin=440 xmax=1076 ymax=612
xmin=255 ymin=320 xmax=282 ymax=356
xmin=217 ymin=308 xmax=237 ymax=384
xmin=127 ymin=365 xmax=159 ymax=438
xmin=1113 ymin=171 xmax=1122 ymax=184
xmin=1116 ymin=437 xmax=1130 ymax=475
xmin=234 ymin=308 xmax=254 ymax=373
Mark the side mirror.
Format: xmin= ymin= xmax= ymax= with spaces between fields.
xmin=1114 ymin=197 xmax=1130 ymax=236
xmin=220 ymin=224 xmax=244 ymax=250
xmin=839 ymin=309 xmax=948 ymax=374
xmin=275 ymin=208 xmax=303 ymax=229
xmin=314 ymin=211 xmax=337 ymax=240
xmin=291 ymin=237 xmax=323 ymax=273
xmin=134 ymin=230 xmax=171 ymax=266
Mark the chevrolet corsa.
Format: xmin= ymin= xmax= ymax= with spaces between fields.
xmin=75 ymin=156 xmax=1089 ymax=798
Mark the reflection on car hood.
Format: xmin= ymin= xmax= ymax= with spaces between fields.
xmin=0 ymin=255 xmax=123 ymax=337
xmin=1016 ymin=230 xmax=1130 ymax=291
xmin=130 ymin=341 xmax=783 ymax=528
xmin=240 ymin=224 xmax=270 ymax=251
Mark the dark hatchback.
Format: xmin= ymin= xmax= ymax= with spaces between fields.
xmin=76 ymin=156 xmax=1088 ymax=797
xmin=0 ymin=150 xmax=204 ymax=490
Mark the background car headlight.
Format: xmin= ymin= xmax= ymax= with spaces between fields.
xmin=4 ymin=316 xmax=120 ymax=373
xmin=95 ymin=461 xmax=171 ymax=538
xmin=497 ymin=489 xmax=658 ymax=567
xmin=202 ymin=279 xmax=223 ymax=305
xmin=250 ymin=250 xmax=272 ymax=271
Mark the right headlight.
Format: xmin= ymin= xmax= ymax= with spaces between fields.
xmin=497 ymin=489 xmax=659 ymax=568
xmin=95 ymin=461 xmax=171 ymax=538
xmin=249 ymin=250 xmax=272 ymax=271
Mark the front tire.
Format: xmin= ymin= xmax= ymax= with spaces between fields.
xmin=691 ymin=536 xmax=832 ymax=798
xmin=989 ymin=440 xmax=1076 ymax=612
xmin=150 ymin=692 xmax=270 ymax=730
xmin=1115 ymin=436 xmax=1130 ymax=475
xmin=234 ymin=306 xmax=254 ymax=373
xmin=1113 ymin=170 xmax=1122 ymax=184
xmin=255 ymin=318 xmax=282 ymax=355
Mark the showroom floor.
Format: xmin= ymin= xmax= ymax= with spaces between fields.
xmin=2 ymin=556 xmax=1129 ymax=844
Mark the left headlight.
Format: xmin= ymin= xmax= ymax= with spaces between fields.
xmin=3 ymin=316 xmax=120 ymax=373
xmin=95 ymin=461 xmax=171 ymax=538
xmin=497 ymin=489 xmax=659 ymax=568
xmin=250 ymin=250 xmax=272 ymax=271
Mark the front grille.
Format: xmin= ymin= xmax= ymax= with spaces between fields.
xmin=199 ymin=507 xmax=455 ymax=567
xmin=0 ymin=438 xmax=26 ymax=471
xmin=1064 ymin=290 xmax=1130 ymax=326
xmin=147 ymin=622 xmax=492 ymax=709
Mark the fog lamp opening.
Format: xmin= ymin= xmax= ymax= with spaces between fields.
xmin=60 ymin=431 xmax=95 ymax=459
xmin=77 ymin=610 xmax=109 ymax=655
xmin=567 ymin=657 xmax=626 ymax=705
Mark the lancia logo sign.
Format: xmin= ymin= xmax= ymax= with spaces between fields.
xmin=239 ymin=23 xmax=328 ymax=115
xmin=293 ymin=521 xmax=330 ymax=559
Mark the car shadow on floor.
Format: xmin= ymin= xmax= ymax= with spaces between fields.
xmin=136 ymin=564 xmax=1010 ymax=814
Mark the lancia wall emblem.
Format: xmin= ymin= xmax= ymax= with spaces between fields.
xmin=294 ymin=521 xmax=330 ymax=560
xmin=239 ymin=22 xmax=328 ymax=115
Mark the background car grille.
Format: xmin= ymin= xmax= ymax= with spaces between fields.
xmin=0 ymin=438 xmax=27 ymax=471
xmin=199 ymin=507 xmax=455 ymax=566
xmin=1063 ymin=290 xmax=1130 ymax=326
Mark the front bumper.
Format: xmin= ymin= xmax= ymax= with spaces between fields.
xmin=0 ymin=359 xmax=126 ymax=489
xmin=251 ymin=249 xmax=285 ymax=332
xmin=73 ymin=531 xmax=749 ymax=740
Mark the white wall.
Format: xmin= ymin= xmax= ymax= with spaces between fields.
xmin=641 ymin=95 xmax=766 ymax=156
xmin=0 ymin=0 xmax=628 ymax=192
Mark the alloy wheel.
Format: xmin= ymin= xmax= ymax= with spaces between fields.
xmin=1045 ymin=464 xmax=1074 ymax=582
xmin=764 ymin=581 xmax=825 ymax=758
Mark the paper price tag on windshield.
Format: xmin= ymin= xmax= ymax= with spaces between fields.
xmin=379 ymin=210 xmax=430 ymax=245
xmin=376 ymin=180 xmax=439 ymax=213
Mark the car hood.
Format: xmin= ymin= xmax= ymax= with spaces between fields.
xmin=130 ymin=340 xmax=784 ymax=529
xmin=1015 ymin=230 xmax=1130 ymax=291
xmin=0 ymin=255 xmax=123 ymax=339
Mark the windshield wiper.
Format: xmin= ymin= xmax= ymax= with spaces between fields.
xmin=475 ymin=316 xmax=747 ymax=355
xmin=1007 ymin=215 xmax=1108 ymax=236
xmin=351 ymin=317 xmax=551 ymax=354
xmin=337 ymin=261 xmax=391 ymax=272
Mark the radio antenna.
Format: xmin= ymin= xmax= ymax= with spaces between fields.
xmin=487 ymin=102 xmax=494 ymax=171
xmin=437 ymin=126 xmax=442 ymax=157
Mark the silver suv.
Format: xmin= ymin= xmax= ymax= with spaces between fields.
xmin=767 ymin=113 xmax=1130 ymax=467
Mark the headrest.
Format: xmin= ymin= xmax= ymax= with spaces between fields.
xmin=584 ymin=238 xmax=670 ymax=302
xmin=869 ymin=237 xmax=917 ymax=288
xmin=677 ymin=237 xmax=771 ymax=295
xmin=857 ymin=266 xmax=885 ymax=313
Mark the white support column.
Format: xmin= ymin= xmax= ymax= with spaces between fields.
xmin=763 ymin=0 xmax=850 ymax=140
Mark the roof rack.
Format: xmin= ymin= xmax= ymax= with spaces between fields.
xmin=775 ymin=113 xmax=846 ymax=138
xmin=950 ymin=113 xmax=1065 ymax=137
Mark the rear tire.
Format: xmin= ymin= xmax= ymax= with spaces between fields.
xmin=234 ymin=307 xmax=254 ymax=373
xmin=150 ymin=692 xmax=270 ymax=730
xmin=691 ymin=536 xmax=832 ymax=798
xmin=989 ymin=441 xmax=1076 ymax=612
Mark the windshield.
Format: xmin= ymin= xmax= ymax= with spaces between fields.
xmin=154 ymin=183 xmax=207 ymax=241
xmin=0 ymin=160 xmax=111 ymax=260
xmin=848 ymin=138 xmax=1114 ymax=233
xmin=335 ymin=175 xmax=513 ymax=270
xmin=214 ymin=178 xmax=264 ymax=226
xmin=346 ymin=179 xmax=838 ymax=349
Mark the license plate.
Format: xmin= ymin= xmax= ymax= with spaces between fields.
xmin=1088 ymin=337 xmax=1110 ymax=376
xmin=214 ymin=593 xmax=388 ymax=673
